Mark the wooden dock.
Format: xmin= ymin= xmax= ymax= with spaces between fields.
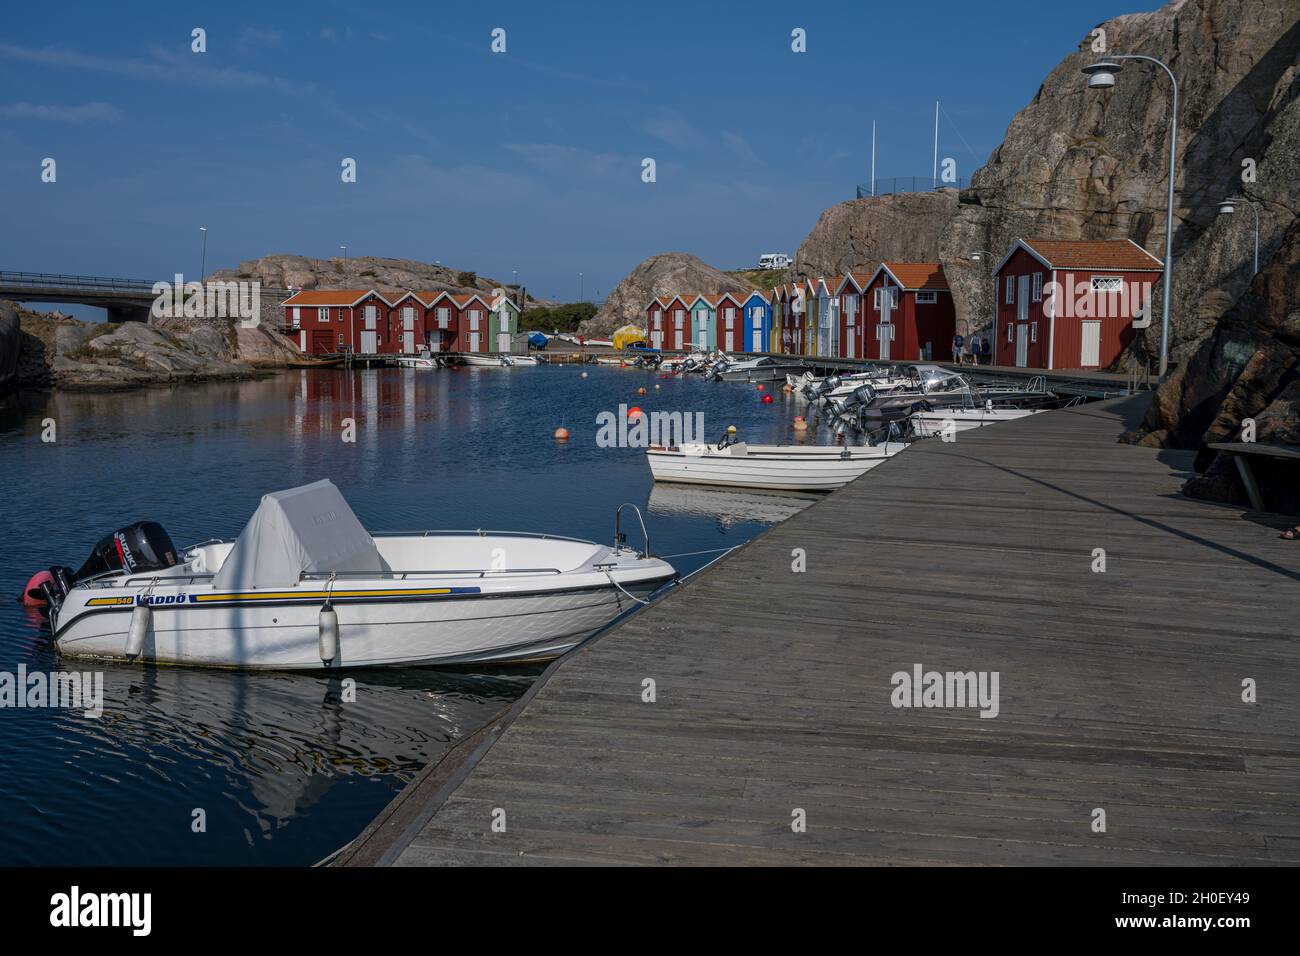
xmin=337 ymin=394 xmax=1300 ymax=866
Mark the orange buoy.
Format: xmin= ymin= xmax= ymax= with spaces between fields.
xmin=554 ymin=427 xmax=569 ymax=440
xmin=756 ymin=383 xmax=765 ymax=391
xmin=761 ymin=394 xmax=774 ymax=404
xmin=628 ymin=406 xmax=645 ymax=420
xmin=638 ymin=387 xmax=647 ymax=395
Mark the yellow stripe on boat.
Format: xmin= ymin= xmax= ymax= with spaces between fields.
xmin=192 ymin=587 xmax=464 ymax=602
xmin=87 ymin=596 xmax=136 ymax=606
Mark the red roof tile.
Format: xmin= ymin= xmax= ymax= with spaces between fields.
xmin=881 ymin=263 xmax=949 ymax=291
xmin=1020 ymin=239 xmax=1162 ymax=271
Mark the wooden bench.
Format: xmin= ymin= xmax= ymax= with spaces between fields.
xmin=1206 ymin=441 xmax=1300 ymax=511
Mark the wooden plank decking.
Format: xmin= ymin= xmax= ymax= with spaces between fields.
xmin=340 ymin=395 xmax=1300 ymax=866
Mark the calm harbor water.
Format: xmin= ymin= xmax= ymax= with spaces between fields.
xmin=0 ymin=363 xmax=826 ymax=865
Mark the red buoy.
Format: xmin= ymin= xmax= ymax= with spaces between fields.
xmin=628 ymin=406 xmax=645 ymax=419
xmin=22 ymin=569 xmax=53 ymax=606
xmin=761 ymin=394 xmax=774 ymax=404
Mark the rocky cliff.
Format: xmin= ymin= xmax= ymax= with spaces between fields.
xmin=8 ymin=303 xmax=302 ymax=391
xmin=793 ymin=191 xmax=959 ymax=282
xmin=580 ymin=253 xmax=755 ymax=336
xmin=786 ymin=0 xmax=1299 ymax=354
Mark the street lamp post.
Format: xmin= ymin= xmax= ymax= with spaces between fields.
xmin=341 ymin=244 xmax=347 ymax=261
xmin=199 ymin=226 xmax=208 ymax=280
xmin=1218 ymin=197 xmax=1259 ymax=276
xmin=1083 ymin=56 xmax=1179 ymax=381
xmin=970 ymin=250 xmax=997 ymax=364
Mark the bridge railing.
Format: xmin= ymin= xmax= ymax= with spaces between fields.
xmin=0 ymin=271 xmax=159 ymax=292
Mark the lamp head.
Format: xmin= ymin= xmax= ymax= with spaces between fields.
xmin=1217 ymin=200 xmax=1236 ymax=216
xmin=1082 ymin=60 xmax=1122 ymax=89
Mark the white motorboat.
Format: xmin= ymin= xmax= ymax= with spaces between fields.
xmin=44 ymin=481 xmax=675 ymax=671
xmin=906 ymin=406 xmax=1044 ymax=437
xmin=646 ymin=438 xmax=907 ymax=491
xmin=460 ymin=353 xmax=517 ymax=367
xmin=394 ymin=352 xmax=440 ymax=369
xmin=505 ymin=354 xmax=540 ymax=366
xmin=713 ymin=356 xmax=809 ymax=383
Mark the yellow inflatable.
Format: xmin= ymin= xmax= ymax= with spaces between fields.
xmin=612 ymin=325 xmax=648 ymax=350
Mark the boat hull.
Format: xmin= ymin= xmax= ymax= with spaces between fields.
xmin=53 ymin=576 xmax=671 ymax=670
xmin=647 ymin=444 xmax=903 ymax=491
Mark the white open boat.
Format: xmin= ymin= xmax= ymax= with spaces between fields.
xmin=46 ymin=481 xmax=674 ymax=670
xmin=394 ymin=353 xmax=440 ymax=369
xmin=460 ymin=353 xmax=513 ymax=367
xmin=646 ymin=440 xmax=907 ymax=491
xmin=906 ymin=406 xmax=1044 ymax=437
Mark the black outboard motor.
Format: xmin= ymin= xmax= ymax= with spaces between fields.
xmin=32 ymin=522 xmax=180 ymax=609
xmin=809 ymin=374 xmax=842 ymax=400
xmin=74 ymin=522 xmax=179 ymax=582
xmin=830 ymin=382 xmax=876 ymax=419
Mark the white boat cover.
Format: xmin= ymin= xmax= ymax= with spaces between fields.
xmin=211 ymin=480 xmax=388 ymax=590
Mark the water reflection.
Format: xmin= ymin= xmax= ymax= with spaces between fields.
xmin=0 ymin=365 xmax=816 ymax=864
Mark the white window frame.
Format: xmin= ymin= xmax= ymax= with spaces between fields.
xmin=317 ymin=307 xmax=329 ymax=322
xmin=916 ymin=290 xmax=937 ymax=305
xmin=653 ymin=309 xmax=663 ymax=327
xmin=1031 ymin=272 xmax=1043 ymax=302
xmin=469 ymin=310 xmax=481 ymax=331
xmin=1007 ymin=323 xmax=1014 ymax=343
xmin=1091 ymin=275 xmax=1123 ymax=293
xmin=1005 ymin=276 xmax=1015 ymax=304
xmin=437 ymin=307 xmax=450 ymax=328
xmin=1030 ymin=322 xmax=1038 ymax=343
xmin=725 ymin=307 xmax=735 ymax=329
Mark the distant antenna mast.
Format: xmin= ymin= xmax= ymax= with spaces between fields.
xmin=871 ymin=121 xmax=876 ymax=196
xmin=932 ymin=101 xmax=939 ymax=189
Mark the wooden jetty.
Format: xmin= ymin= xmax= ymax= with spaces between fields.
xmin=336 ymin=394 xmax=1300 ymax=866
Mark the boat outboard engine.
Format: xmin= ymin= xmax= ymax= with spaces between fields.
xmin=810 ymin=374 xmax=842 ymax=401
xmin=716 ymin=425 xmax=739 ymax=451
xmin=830 ymin=382 xmax=876 ymax=419
xmin=74 ymin=522 xmax=180 ymax=583
xmin=31 ymin=521 xmax=181 ymax=610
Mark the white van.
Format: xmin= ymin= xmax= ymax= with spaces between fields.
xmin=758 ymin=253 xmax=791 ymax=271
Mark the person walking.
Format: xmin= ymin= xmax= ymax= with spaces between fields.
xmin=952 ymin=332 xmax=964 ymax=365
xmin=969 ymin=334 xmax=981 ymax=366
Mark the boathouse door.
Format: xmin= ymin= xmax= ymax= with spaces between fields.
xmin=879 ymin=322 xmax=892 ymax=360
xmin=1015 ymin=324 xmax=1029 ymax=367
xmin=1080 ymin=320 xmax=1101 ymax=367
xmin=402 ymin=307 xmax=416 ymax=353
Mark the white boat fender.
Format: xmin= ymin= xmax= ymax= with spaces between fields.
xmin=126 ymin=603 xmax=151 ymax=660
xmin=319 ymin=602 xmax=339 ymax=666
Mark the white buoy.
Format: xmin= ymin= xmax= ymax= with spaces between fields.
xmin=126 ymin=603 xmax=151 ymax=660
xmin=319 ymin=604 xmax=339 ymax=666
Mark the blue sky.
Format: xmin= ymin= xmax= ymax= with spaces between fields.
xmin=0 ymin=0 xmax=1157 ymax=311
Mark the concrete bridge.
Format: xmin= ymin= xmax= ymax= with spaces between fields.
xmin=0 ymin=271 xmax=292 ymax=323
